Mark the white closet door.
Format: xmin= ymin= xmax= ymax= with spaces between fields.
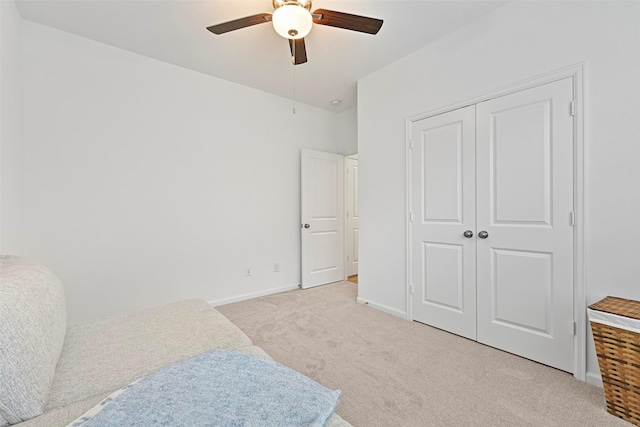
xmin=411 ymin=106 xmax=477 ymax=340
xmin=475 ymin=78 xmax=575 ymax=372
xmin=409 ymin=78 xmax=575 ymax=372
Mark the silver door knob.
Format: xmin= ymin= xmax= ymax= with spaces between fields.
xmin=478 ymin=230 xmax=489 ymax=239
xmin=303 ymin=224 xmax=310 ymax=229
xmin=463 ymin=230 xmax=474 ymax=238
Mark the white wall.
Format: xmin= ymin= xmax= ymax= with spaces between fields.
xmin=22 ymin=21 xmax=343 ymax=323
xmin=358 ymin=1 xmax=640 ymax=383
xmin=0 ymin=0 xmax=24 ymax=254
xmin=337 ymin=107 xmax=358 ymax=155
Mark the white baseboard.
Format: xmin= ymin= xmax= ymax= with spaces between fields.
xmin=586 ymin=370 xmax=603 ymax=388
xmin=208 ymin=284 xmax=300 ymax=307
xmin=357 ymin=298 xmax=407 ymax=319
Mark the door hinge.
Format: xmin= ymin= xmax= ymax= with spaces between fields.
xmin=410 ymin=284 xmax=414 ymax=295
xmin=571 ymin=321 xmax=576 ymax=335
xmin=570 ymin=211 xmax=575 ymax=226
xmin=570 ymin=101 xmax=576 ymax=117
xmin=409 ymin=211 xmax=414 ymax=222
xmin=409 ymin=139 xmax=413 ymax=149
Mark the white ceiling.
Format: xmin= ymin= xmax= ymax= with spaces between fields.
xmin=16 ymin=0 xmax=508 ymax=112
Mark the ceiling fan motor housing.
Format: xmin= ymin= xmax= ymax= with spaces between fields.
xmin=272 ymin=0 xmax=312 ymax=12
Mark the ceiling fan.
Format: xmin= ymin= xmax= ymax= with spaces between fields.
xmin=206 ymin=0 xmax=383 ymax=65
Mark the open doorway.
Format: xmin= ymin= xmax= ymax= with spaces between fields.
xmin=345 ymin=154 xmax=359 ymax=283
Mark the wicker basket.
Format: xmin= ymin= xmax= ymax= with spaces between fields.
xmin=588 ymin=296 xmax=640 ymax=426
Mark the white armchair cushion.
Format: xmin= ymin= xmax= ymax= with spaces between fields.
xmin=0 ymin=256 xmax=66 ymax=426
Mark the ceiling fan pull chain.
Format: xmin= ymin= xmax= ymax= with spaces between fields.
xmin=293 ymin=62 xmax=297 ymax=114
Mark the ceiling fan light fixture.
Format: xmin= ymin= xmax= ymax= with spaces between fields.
xmin=272 ymin=5 xmax=312 ymax=39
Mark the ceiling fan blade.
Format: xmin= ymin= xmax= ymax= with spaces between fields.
xmin=289 ymin=38 xmax=308 ymax=65
xmin=206 ymin=13 xmax=272 ymax=35
xmin=312 ymin=9 xmax=383 ymax=35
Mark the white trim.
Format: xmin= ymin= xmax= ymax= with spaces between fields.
xmin=405 ymin=119 xmax=413 ymax=322
xmin=361 ymin=298 xmax=407 ymax=319
xmin=208 ymin=284 xmax=300 ymax=307
xmin=344 ymin=155 xmax=349 ymax=280
xmin=344 ymin=154 xmax=358 ymax=279
xmin=407 ymin=63 xmax=587 ymax=123
xmin=405 ymin=63 xmax=586 ymax=381
xmin=586 ymin=371 xmax=603 ymax=388
xmin=571 ymin=64 xmax=587 ymax=382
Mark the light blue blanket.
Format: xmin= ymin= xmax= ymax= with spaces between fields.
xmin=71 ymin=349 xmax=341 ymax=427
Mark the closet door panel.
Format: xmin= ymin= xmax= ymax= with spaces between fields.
xmin=410 ymin=105 xmax=477 ymax=340
xmin=476 ymin=78 xmax=575 ymax=372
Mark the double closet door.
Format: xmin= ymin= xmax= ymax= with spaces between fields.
xmin=410 ymin=78 xmax=575 ymax=372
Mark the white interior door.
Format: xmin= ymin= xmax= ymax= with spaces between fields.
xmin=411 ymin=106 xmax=477 ymax=340
xmin=301 ymin=149 xmax=345 ymax=289
xmin=476 ymin=78 xmax=575 ymax=372
xmin=409 ymin=78 xmax=575 ymax=372
xmin=346 ymin=156 xmax=359 ymax=277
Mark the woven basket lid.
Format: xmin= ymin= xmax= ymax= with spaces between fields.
xmin=589 ymin=296 xmax=640 ymax=320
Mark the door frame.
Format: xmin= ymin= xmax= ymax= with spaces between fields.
xmin=345 ymin=154 xmax=359 ymax=278
xmin=405 ymin=64 xmax=586 ymax=381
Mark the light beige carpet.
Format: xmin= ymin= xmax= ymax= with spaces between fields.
xmin=217 ymin=281 xmax=628 ymax=427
